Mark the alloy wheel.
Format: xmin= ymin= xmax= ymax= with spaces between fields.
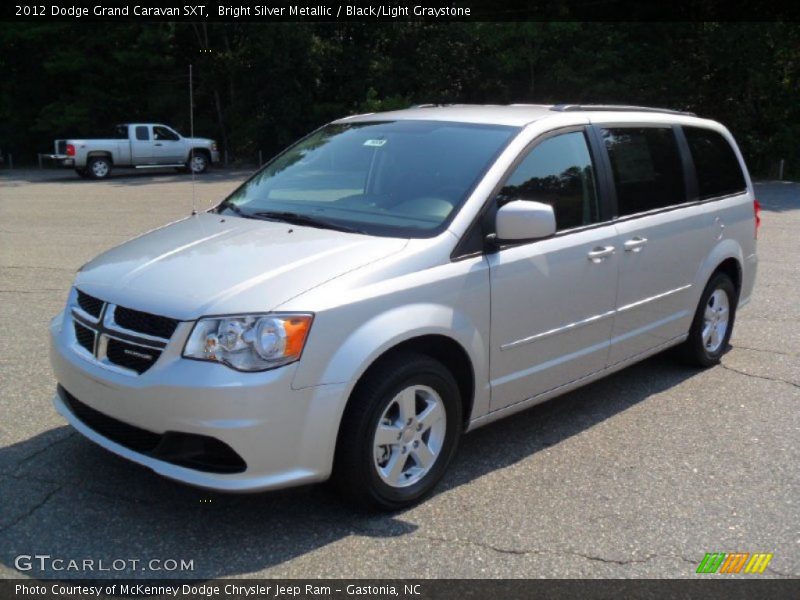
xmin=372 ymin=385 xmax=446 ymax=488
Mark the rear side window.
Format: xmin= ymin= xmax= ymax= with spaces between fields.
xmin=498 ymin=131 xmax=599 ymax=231
xmin=601 ymin=127 xmax=685 ymax=216
xmin=683 ymin=126 xmax=747 ymax=199
xmin=135 ymin=126 xmax=149 ymax=141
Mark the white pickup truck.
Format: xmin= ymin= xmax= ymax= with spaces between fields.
xmin=48 ymin=123 xmax=220 ymax=179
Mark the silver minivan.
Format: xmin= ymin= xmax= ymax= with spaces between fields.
xmin=50 ymin=104 xmax=759 ymax=509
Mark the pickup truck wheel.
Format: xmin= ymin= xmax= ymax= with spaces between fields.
xmin=188 ymin=152 xmax=208 ymax=174
xmin=87 ymin=157 xmax=111 ymax=179
xmin=75 ymin=168 xmax=90 ymax=179
xmin=333 ymin=352 xmax=462 ymax=511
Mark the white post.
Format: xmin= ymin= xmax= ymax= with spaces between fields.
xmin=189 ymin=64 xmax=197 ymax=215
xmin=778 ymin=159 xmax=785 ymax=181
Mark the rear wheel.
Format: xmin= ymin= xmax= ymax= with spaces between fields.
xmin=677 ymin=272 xmax=737 ymax=367
xmin=75 ymin=168 xmax=90 ymax=179
xmin=333 ymin=352 xmax=462 ymax=511
xmin=87 ymin=157 xmax=111 ymax=180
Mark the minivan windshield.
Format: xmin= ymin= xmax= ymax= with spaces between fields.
xmin=218 ymin=120 xmax=518 ymax=237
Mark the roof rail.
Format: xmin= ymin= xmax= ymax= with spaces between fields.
xmin=550 ymin=104 xmax=697 ymax=117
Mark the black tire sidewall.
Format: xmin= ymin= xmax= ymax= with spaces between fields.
xmin=338 ymin=355 xmax=462 ymax=510
xmin=688 ymin=273 xmax=737 ymax=365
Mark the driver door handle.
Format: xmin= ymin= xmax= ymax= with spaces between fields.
xmin=623 ymin=236 xmax=648 ymax=252
xmin=587 ymin=246 xmax=616 ymax=263
xmin=154 ymin=143 xmax=163 ymax=146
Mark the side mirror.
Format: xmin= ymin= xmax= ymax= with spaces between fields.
xmin=494 ymin=200 xmax=556 ymax=242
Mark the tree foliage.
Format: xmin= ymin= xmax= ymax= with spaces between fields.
xmin=1 ymin=22 xmax=798 ymax=176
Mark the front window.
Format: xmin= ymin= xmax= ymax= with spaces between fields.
xmin=153 ymin=126 xmax=180 ymax=141
xmin=218 ymin=120 xmax=518 ymax=237
xmin=498 ymin=131 xmax=599 ymax=231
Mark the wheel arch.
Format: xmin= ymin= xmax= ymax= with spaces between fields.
xmin=714 ymin=257 xmax=742 ymax=296
xmin=693 ymin=239 xmax=744 ymax=306
xmin=346 ymin=334 xmax=476 ymax=432
xmin=186 ymin=147 xmax=211 ymax=162
xmin=87 ymin=151 xmax=113 ymax=164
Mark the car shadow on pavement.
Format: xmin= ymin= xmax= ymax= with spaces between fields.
xmin=0 ymin=353 xmax=704 ymax=579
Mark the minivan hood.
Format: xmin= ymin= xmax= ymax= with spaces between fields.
xmin=74 ymin=213 xmax=408 ymax=319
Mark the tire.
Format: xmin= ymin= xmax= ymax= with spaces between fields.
xmin=75 ymin=168 xmax=90 ymax=179
xmin=187 ymin=151 xmax=209 ymax=174
xmin=676 ymin=272 xmax=737 ymax=367
xmin=333 ymin=352 xmax=463 ymax=511
xmin=87 ymin=157 xmax=112 ymax=180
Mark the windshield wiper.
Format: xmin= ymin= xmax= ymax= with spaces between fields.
xmin=253 ymin=211 xmax=366 ymax=234
xmin=217 ymin=200 xmax=251 ymax=218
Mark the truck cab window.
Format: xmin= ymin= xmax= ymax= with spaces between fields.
xmin=153 ymin=126 xmax=179 ymax=141
xmin=135 ymin=126 xmax=149 ymax=141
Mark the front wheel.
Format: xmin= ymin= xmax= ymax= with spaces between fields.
xmin=333 ymin=353 xmax=462 ymax=511
xmin=677 ymin=272 xmax=737 ymax=367
xmin=187 ymin=151 xmax=208 ymax=174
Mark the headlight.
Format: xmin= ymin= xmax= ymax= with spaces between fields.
xmin=183 ymin=313 xmax=313 ymax=372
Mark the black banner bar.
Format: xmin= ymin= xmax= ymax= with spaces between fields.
xmin=4 ymin=0 xmax=800 ymax=23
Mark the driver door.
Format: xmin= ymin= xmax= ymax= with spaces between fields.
xmin=488 ymin=128 xmax=619 ymax=412
xmin=152 ymin=125 xmax=184 ymax=163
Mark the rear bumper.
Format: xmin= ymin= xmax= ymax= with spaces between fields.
xmin=43 ymin=154 xmax=75 ymax=168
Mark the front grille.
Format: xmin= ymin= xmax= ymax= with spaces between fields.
xmin=106 ymin=338 xmax=162 ymax=374
xmin=74 ymin=322 xmax=95 ymax=353
xmin=115 ymin=305 xmax=179 ymax=339
xmin=76 ymin=290 xmax=103 ymax=318
xmin=70 ymin=289 xmax=180 ymax=375
xmin=59 ymin=386 xmax=247 ymax=474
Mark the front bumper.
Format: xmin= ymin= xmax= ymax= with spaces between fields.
xmin=49 ymin=311 xmax=347 ymax=492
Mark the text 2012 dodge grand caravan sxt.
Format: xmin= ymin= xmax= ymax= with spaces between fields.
xmin=50 ymin=104 xmax=759 ymax=509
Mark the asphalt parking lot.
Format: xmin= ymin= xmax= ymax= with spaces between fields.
xmin=1 ymin=168 xmax=798 ymax=579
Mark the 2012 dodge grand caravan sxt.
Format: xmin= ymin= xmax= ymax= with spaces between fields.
xmin=50 ymin=104 xmax=759 ymax=509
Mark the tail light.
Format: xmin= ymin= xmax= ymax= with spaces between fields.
xmin=66 ymin=144 xmax=75 ymax=157
xmin=754 ymin=199 xmax=761 ymax=238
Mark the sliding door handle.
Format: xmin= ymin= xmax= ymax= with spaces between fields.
xmin=587 ymin=246 xmax=616 ymax=263
xmin=623 ymin=237 xmax=648 ymax=252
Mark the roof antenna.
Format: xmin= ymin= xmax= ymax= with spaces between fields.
xmin=189 ymin=63 xmax=198 ymax=216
